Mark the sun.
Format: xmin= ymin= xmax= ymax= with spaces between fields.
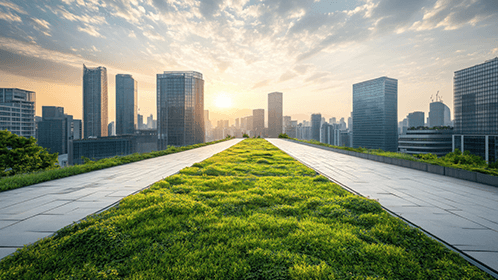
xmin=214 ymin=93 xmax=232 ymax=108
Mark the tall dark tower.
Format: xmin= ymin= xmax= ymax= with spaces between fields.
xmin=157 ymin=71 xmax=204 ymax=149
xmin=116 ymin=74 xmax=138 ymax=135
xmin=83 ymin=65 xmax=108 ymax=138
xmin=268 ymin=92 xmax=283 ymax=138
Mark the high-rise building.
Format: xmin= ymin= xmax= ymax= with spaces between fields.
xmin=329 ymin=117 xmax=336 ymax=125
xmin=116 ymin=74 xmax=137 ymax=135
xmin=108 ymin=121 xmax=115 ymax=136
xmin=268 ymin=92 xmax=283 ymax=138
xmin=253 ymin=109 xmax=265 ymax=137
xmin=235 ymin=118 xmax=240 ymax=129
xmin=0 ymin=88 xmax=35 ymax=138
xmin=348 ymin=116 xmax=352 ymax=132
xmin=311 ymin=113 xmax=321 ymax=141
xmin=428 ymin=102 xmax=451 ymax=127
xmin=83 ymin=65 xmax=108 ymax=138
xmin=407 ymin=111 xmax=425 ymax=128
xmin=453 ymin=57 xmax=498 ymax=162
xmin=157 ymin=71 xmax=204 ymax=149
xmin=353 ymin=76 xmax=398 ymax=152
xmin=73 ymin=119 xmax=82 ymax=140
xmin=137 ymin=114 xmax=144 ymax=129
xmin=37 ymin=106 xmax=71 ymax=154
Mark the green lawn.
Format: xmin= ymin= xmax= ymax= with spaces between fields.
xmin=0 ymin=139 xmax=491 ymax=279
xmin=0 ymin=138 xmax=233 ymax=193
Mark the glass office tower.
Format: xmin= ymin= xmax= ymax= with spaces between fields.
xmin=311 ymin=113 xmax=321 ymax=141
xmin=83 ymin=65 xmax=108 ymax=138
xmin=157 ymin=71 xmax=204 ymax=149
xmin=268 ymin=92 xmax=283 ymax=138
xmin=453 ymin=57 xmax=498 ymax=162
xmin=454 ymin=57 xmax=498 ymax=135
xmin=353 ymin=76 xmax=398 ymax=152
xmin=0 ymin=88 xmax=36 ymax=138
xmin=116 ymin=74 xmax=138 ymax=135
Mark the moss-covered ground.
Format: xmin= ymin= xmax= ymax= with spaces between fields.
xmin=0 ymin=139 xmax=491 ymax=279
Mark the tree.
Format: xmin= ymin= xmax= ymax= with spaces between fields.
xmin=0 ymin=130 xmax=59 ymax=177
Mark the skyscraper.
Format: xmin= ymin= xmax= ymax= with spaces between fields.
xmin=83 ymin=65 xmax=108 ymax=138
xmin=253 ymin=109 xmax=265 ymax=137
xmin=311 ymin=113 xmax=321 ymax=141
xmin=453 ymin=57 xmax=498 ymax=162
xmin=157 ymin=71 xmax=204 ymax=149
xmin=428 ymin=102 xmax=450 ymax=127
xmin=116 ymin=74 xmax=137 ymax=135
xmin=37 ymin=106 xmax=70 ymax=154
xmin=353 ymin=76 xmax=398 ymax=152
xmin=0 ymin=88 xmax=35 ymax=138
xmin=407 ymin=111 xmax=425 ymax=128
xmin=268 ymin=92 xmax=283 ymax=138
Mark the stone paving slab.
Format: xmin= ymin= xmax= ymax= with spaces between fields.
xmin=0 ymin=139 xmax=242 ymax=260
xmin=268 ymin=139 xmax=498 ymax=277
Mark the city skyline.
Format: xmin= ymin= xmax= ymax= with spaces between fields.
xmin=1 ymin=0 xmax=497 ymax=123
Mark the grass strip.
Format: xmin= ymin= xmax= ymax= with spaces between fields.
xmin=0 ymin=139 xmax=491 ymax=279
xmin=293 ymin=138 xmax=498 ymax=177
xmin=0 ymin=138 xmax=233 ymax=193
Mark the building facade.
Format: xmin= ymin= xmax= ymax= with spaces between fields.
xmin=0 ymin=88 xmax=35 ymax=138
xmin=453 ymin=57 xmax=498 ymax=162
xmin=353 ymin=76 xmax=398 ymax=152
xmin=268 ymin=92 xmax=283 ymax=138
xmin=407 ymin=111 xmax=425 ymax=128
xmin=253 ymin=109 xmax=265 ymax=137
xmin=428 ymin=102 xmax=451 ymax=127
xmin=116 ymin=74 xmax=137 ymax=135
xmin=83 ymin=65 xmax=108 ymax=138
xmin=311 ymin=113 xmax=321 ymax=141
xmin=398 ymin=128 xmax=453 ymax=156
xmin=37 ymin=106 xmax=71 ymax=155
xmin=157 ymin=71 xmax=204 ymax=149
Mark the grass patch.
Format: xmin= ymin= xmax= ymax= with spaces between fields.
xmin=0 ymin=139 xmax=491 ymax=279
xmin=0 ymin=138 xmax=233 ymax=193
xmin=294 ymin=139 xmax=498 ymax=177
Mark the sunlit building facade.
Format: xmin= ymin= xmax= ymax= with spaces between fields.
xmin=253 ymin=109 xmax=265 ymax=137
xmin=83 ymin=65 xmax=108 ymax=138
xmin=157 ymin=71 xmax=204 ymax=149
xmin=116 ymin=74 xmax=138 ymax=135
xmin=353 ymin=76 xmax=398 ymax=152
xmin=268 ymin=92 xmax=283 ymax=138
xmin=0 ymin=88 xmax=36 ymax=138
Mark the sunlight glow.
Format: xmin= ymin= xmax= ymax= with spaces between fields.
xmin=214 ymin=93 xmax=232 ymax=108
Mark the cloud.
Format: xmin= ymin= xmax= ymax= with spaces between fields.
xmin=411 ymin=0 xmax=498 ymax=31
xmin=78 ymin=24 xmax=105 ymax=38
xmin=0 ymin=10 xmax=21 ymax=22
xmin=0 ymin=1 xmax=27 ymax=15
xmin=252 ymin=79 xmax=271 ymax=89
xmin=143 ymin=30 xmax=165 ymax=41
xmin=279 ymin=70 xmax=297 ymax=82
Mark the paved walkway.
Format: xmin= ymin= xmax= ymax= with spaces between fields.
xmin=268 ymin=139 xmax=498 ymax=276
xmin=0 ymin=139 xmax=243 ymax=260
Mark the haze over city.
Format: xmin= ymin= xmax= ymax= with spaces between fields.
xmin=1 ymin=0 xmax=497 ymax=124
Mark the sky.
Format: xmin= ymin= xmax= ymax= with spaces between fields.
xmin=0 ymin=0 xmax=497 ymax=125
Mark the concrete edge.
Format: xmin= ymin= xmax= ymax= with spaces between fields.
xmin=285 ymin=139 xmax=498 ymax=188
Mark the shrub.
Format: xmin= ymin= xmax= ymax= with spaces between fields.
xmin=0 ymin=130 xmax=58 ymax=177
xmin=278 ymin=133 xmax=290 ymax=139
xmin=243 ymin=133 xmax=249 ymax=138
